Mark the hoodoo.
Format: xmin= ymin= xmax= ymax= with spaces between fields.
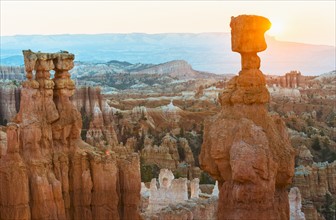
xmin=0 ymin=50 xmax=141 ymax=220
xmin=199 ymin=15 xmax=295 ymax=219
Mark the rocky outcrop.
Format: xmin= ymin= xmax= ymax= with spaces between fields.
xmin=212 ymin=181 xmax=219 ymax=197
xmin=295 ymin=145 xmax=314 ymax=166
xmin=71 ymin=87 xmax=119 ymax=149
xmin=142 ymin=169 xmax=218 ymax=220
xmin=0 ymin=66 xmax=25 ymax=81
xmin=301 ymin=203 xmax=324 ymax=220
xmin=0 ymin=50 xmax=141 ymax=220
xmin=0 ymin=129 xmax=7 ymax=158
xmin=268 ymin=87 xmax=301 ymax=100
xmin=266 ymin=71 xmax=315 ymax=89
xmin=141 ymin=134 xmax=196 ymax=175
xmin=293 ymin=161 xmax=336 ymax=219
xmin=147 ymin=169 xmax=188 ymax=212
xmin=190 ymin=178 xmax=200 ymax=199
xmin=132 ymin=60 xmax=200 ymax=79
xmin=289 ymin=187 xmax=305 ymax=220
xmin=0 ymin=86 xmax=20 ymax=125
xmin=199 ymin=15 xmax=295 ymax=220
xmin=117 ymin=154 xmax=142 ymax=220
xmin=293 ymin=162 xmax=336 ymax=200
xmin=0 ymin=82 xmax=120 ymax=147
xmin=142 ymin=135 xmax=178 ymax=170
xmin=142 ymin=197 xmax=218 ymax=220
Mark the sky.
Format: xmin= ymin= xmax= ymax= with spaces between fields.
xmin=0 ymin=1 xmax=335 ymax=46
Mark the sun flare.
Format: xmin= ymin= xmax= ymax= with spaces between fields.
xmin=268 ymin=21 xmax=284 ymax=37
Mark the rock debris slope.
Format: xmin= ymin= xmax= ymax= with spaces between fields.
xmin=199 ymin=15 xmax=295 ymax=220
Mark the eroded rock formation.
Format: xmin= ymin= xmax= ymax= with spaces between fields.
xmin=143 ymin=169 xmax=217 ymax=220
xmin=0 ymin=128 xmax=7 ymax=158
xmin=0 ymin=86 xmax=20 ymax=125
xmin=142 ymin=197 xmax=218 ymax=220
xmin=0 ymin=50 xmax=141 ymax=220
xmin=71 ymin=87 xmax=119 ymax=150
xmin=141 ymin=134 xmax=196 ymax=175
xmin=211 ymin=181 xmax=219 ymax=197
xmin=190 ymin=178 xmax=200 ymax=199
xmin=289 ymin=187 xmax=305 ymax=220
xmin=266 ymin=71 xmax=314 ymax=89
xmin=296 ymin=145 xmax=314 ymax=166
xmin=147 ymin=169 xmax=188 ymax=212
xmin=199 ymin=15 xmax=295 ymax=219
xmin=293 ymin=161 xmax=336 ymax=219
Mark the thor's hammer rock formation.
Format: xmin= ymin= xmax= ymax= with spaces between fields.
xmin=199 ymin=15 xmax=295 ymax=220
xmin=0 ymin=50 xmax=141 ymax=220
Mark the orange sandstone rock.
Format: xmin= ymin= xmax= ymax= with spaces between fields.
xmin=199 ymin=15 xmax=295 ymax=220
xmin=0 ymin=50 xmax=141 ymax=220
xmin=221 ymin=15 xmax=271 ymax=105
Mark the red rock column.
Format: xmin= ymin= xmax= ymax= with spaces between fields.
xmin=117 ymin=153 xmax=141 ymax=220
xmin=35 ymin=53 xmax=59 ymax=157
xmin=51 ymin=52 xmax=84 ymax=219
xmin=20 ymin=51 xmax=65 ymax=220
xmin=0 ymin=123 xmax=30 ymax=220
xmin=52 ymin=52 xmax=82 ymax=149
xmin=199 ymin=15 xmax=295 ymax=220
xmin=1 ymin=50 xmax=141 ymax=220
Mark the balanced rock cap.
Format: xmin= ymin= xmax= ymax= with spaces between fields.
xmin=230 ymin=15 xmax=271 ymax=53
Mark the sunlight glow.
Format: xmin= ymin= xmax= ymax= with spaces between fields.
xmin=0 ymin=1 xmax=335 ymax=46
xmin=268 ymin=21 xmax=284 ymax=37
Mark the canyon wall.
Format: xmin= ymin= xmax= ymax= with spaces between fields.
xmin=199 ymin=15 xmax=295 ymax=219
xmin=0 ymin=50 xmax=141 ymax=220
xmin=293 ymin=161 xmax=336 ymax=219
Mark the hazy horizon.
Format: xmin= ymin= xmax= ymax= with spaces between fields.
xmin=1 ymin=33 xmax=335 ymax=75
xmin=1 ymin=1 xmax=335 ymax=46
xmin=2 ymin=32 xmax=336 ymax=47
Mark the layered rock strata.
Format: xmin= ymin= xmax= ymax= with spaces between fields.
xmin=293 ymin=162 xmax=336 ymax=200
xmin=0 ymin=50 xmax=141 ymax=220
xmin=199 ymin=15 xmax=295 ymax=219
xmin=293 ymin=161 xmax=336 ymax=219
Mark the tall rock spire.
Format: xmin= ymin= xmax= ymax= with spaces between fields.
xmin=221 ymin=15 xmax=271 ymax=105
xmin=0 ymin=50 xmax=141 ymax=220
xmin=199 ymin=15 xmax=295 ymax=220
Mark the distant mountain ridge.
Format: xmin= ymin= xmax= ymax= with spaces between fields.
xmin=131 ymin=60 xmax=204 ymax=79
xmin=71 ymin=59 xmax=216 ymax=80
xmin=73 ymin=59 xmax=223 ymax=92
xmin=1 ymin=33 xmax=335 ymax=75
